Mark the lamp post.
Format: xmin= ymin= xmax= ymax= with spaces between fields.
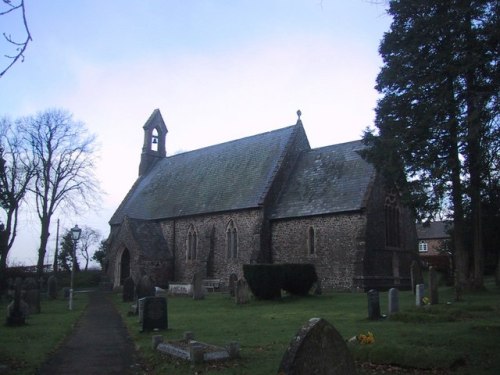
xmin=69 ymin=224 xmax=82 ymax=310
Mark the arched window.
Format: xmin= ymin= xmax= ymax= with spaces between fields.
xmin=150 ymin=128 xmax=159 ymax=152
xmin=187 ymin=225 xmax=197 ymax=260
xmin=385 ymin=190 xmax=401 ymax=248
xmin=308 ymin=226 xmax=315 ymax=255
xmin=226 ymin=220 xmax=238 ymax=259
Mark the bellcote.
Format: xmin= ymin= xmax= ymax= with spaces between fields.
xmin=139 ymin=109 xmax=168 ymax=176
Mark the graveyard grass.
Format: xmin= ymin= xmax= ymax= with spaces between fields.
xmin=0 ymin=293 xmax=89 ymax=374
xmin=115 ymin=278 xmax=500 ymax=375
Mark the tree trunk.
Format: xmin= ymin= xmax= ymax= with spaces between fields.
xmin=36 ymin=219 xmax=51 ymax=281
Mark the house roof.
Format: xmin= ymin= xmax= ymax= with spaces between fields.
xmin=109 ymin=124 xmax=300 ymax=224
xmin=416 ymin=221 xmax=452 ymax=240
xmin=270 ymin=140 xmax=375 ymax=219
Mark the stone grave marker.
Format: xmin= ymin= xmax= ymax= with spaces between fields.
xmin=410 ymin=260 xmax=424 ymax=294
xmin=23 ymin=278 xmax=41 ymax=315
xmin=429 ymin=266 xmax=439 ymax=305
xmin=367 ymin=289 xmax=381 ymax=320
xmin=228 ymin=273 xmax=238 ymax=297
xmin=47 ymin=275 xmax=58 ymax=299
xmin=137 ymin=275 xmax=155 ymax=300
xmin=278 ymin=317 xmax=356 ymax=375
xmin=416 ymin=283 xmax=425 ymax=306
xmin=388 ymin=288 xmax=399 ymax=315
xmin=235 ymin=278 xmax=250 ymax=304
xmin=6 ymin=278 xmax=28 ymax=326
xmin=192 ymin=271 xmax=205 ymax=300
xmin=141 ymin=296 xmax=168 ymax=332
xmin=123 ymin=276 xmax=135 ymax=302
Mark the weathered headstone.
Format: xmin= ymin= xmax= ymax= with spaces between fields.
xmin=22 ymin=277 xmax=41 ymax=314
xmin=410 ymin=260 xmax=424 ymax=294
xmin=388 ymin=288 xmax=399 ymax=315
xmin=136 ymin=275 xmax=155 ymax=300
xmin=415 ymin=283 xmax=425 ymax=307
xmin=123 ymin=276 xmax=135 ymax=302
xmin=47 ymin=275 xmax=58 ymax=299
xmin=313 ymin=279 xmax=322 ymax=296
xmin=278 ymin=318 xmax=356 ymax=375
xmin=6 ymin=278 xmax=28 ymax=326
xmin=367 ymin=289 xmax=381 ymax=320
xmin=228 ymin=273 xmax=238 ymax=297
xmin=192 ymin=271 xmax=205 ymax=300
xmin=429 ymin=266 xmax=439 ymax=305
xmin=141 ymin=296 xmax=168 ymax=332
xmin=235 ymin=278 xmax=250 ymax=304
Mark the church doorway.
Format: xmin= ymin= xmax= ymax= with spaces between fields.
xmin=120 ymin=248 xmax=130 ymax=285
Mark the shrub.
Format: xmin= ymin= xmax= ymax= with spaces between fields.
xmin=282 ymin=263 xmax=318 ymax=296
xmin=243 ymin=263 xmax=318 ymax=299
xmin=243 ymin=264 xmax=284 ymax=300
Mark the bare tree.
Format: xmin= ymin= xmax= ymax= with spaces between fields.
xmin=19 ymin=109 xmax=101 ymax=279
xmin=0 ymin=116 xmax=35 ymax=279
xmin=79 ymin=226 xmax=101 ymax=271
xmin=1 ymin=0 xmax=31 ymax=78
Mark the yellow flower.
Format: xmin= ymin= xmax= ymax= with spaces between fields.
xmin=357 ymin=331 xmax=375 ymax=344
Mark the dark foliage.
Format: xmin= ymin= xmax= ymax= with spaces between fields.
xmin=282 ymin=264 xmax=318 ymax=296
xmin=243 ymin=264 xmax=284 ymax=300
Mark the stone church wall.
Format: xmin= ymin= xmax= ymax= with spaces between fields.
xmin=160 ymin=208 xmax=263 ymax=285
xmin=271 ymin=212 xmax=367 ymax=291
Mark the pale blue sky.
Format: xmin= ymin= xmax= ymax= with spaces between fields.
xmin=1 ymin=0 xmax=390 ymax=265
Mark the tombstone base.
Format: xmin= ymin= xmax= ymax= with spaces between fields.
xmin=6 ymin=312 xmax=26 ymax=326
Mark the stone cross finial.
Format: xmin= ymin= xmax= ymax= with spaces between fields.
xmin=297 ymin=109 xmax=302 ymax=122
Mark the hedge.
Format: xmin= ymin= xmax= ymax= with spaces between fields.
xmin=243 ymin=263 xmax=318 ymax=300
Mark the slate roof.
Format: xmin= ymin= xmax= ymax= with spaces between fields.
xmin=125 ymin=218 xmax=172 ymax=260
xmin=109 ymin=125 xmax=299 ymax=224
xmin=416 ymin=221 xmax=452 ymax=240
xmin=269 ymin=140 xmax=375 ymax=219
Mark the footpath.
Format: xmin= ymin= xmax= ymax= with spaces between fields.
xmin=37 ymin=291 xmax=143 ymax=375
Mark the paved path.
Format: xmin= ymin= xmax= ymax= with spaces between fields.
xmin=37 ymin=291 xmax=142 ymax=375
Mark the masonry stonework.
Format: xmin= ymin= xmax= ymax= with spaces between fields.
xmin=272 ymin=213 xmax=366 ymax=290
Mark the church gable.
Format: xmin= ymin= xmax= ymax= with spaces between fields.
xmin=270 ymin=140 xmax=375 ymax=219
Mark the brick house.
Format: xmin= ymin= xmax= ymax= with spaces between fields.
xmin=106 ymin=109 xmax=418 ymax=291
xmin=417 ymin=221 xmax=452 ymax=272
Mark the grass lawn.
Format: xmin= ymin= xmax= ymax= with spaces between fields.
xmin=0 ymin=292 xmax=89 ymax=375
xmin=114 ymin=279 xmax=500 ymax=375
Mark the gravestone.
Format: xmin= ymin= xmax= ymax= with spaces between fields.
xmin=123 ymin=276 xmax=135 ymax=302
xmin=367 ymin=289 xmax=381 ymax=320
xmin=47 ymin=275 xmax=58 ymax=299
xmin=192 ymin=271 xmax=205 ymax=300
xmin=313 ymin=279 xmax=322 ymax=296
xmin=415 ymin=284 xmax=425 ymax=306
xmin=228 ymin=273 xmax=238 ymax=297
xmin=388 ymin=288 xmax=399 ymax=315
xmin=23 ymin=277 xmax=41 ymax=314
xmin=137 ymin=275 xmax=155 ymax=300
xmin=141 ymin=296 xmax=168 ymax=332
xmin=235 ymin=278 xmax=250 ymax=304
xmin=410 ymin=260 xmax=424 ymax=294
xmin=6 ymin=278 xmax=28 ymax=326
xmin=278 ymin=318 xmax=356 ymax=375
xmin=429 ymin=266 xmax=439 ymax=305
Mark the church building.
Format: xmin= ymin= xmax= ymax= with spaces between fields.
xmin=106 ymin=109 xmax=418 ymax=291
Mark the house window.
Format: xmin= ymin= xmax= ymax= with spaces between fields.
xmin=385 ymin=191 xmax=401 ymax=248
xmin=308 ymin=226 xmax=315 ymax=255
xmin=226 ymin=220 xmax=238 ymax=259
xmin=419 ymin=241 xmax=428 ymax=253
xmin=187 ymin=225 xmax=197 ymax=260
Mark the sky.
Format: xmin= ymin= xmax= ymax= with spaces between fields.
xmin=1 ymin=0 xmax=390 ymax=266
